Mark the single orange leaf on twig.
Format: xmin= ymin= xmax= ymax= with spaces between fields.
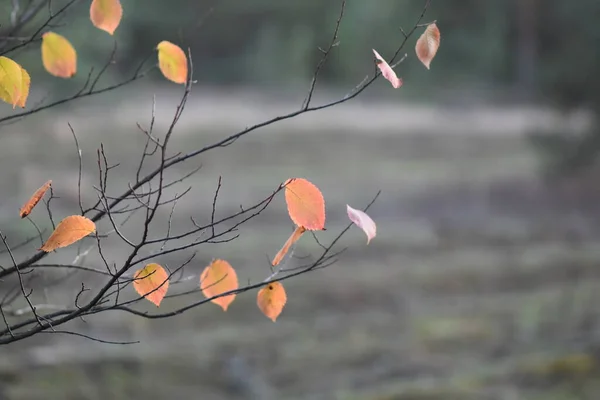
xmin=40 ymin=215 xmax=96 ymax=252
xmin=346 ymin=204 xmax=377 ymax=244
xmin=90 ymin=0 xmax=123 ymax=35
xmin=272 ymin=226 xmax=306 ymax=267
xmin=257 ymin=281 xmax=287 ymax=322
xmin=200 ymin=259 xmax=238 ymax=311
xmin=372 ymin=49 xmax=402 ymax=89
xmin=156 ymin=41 xmax=188 ymax=84
xmin=284 ymin=178 xmax=326 ymax=230
xmin=415 ymin=22 xmax=440 ymax=70
xmin=41 ymin=32 xmax=77 ymax=78
xmin=133 ymin=263 xmax=169 ymax=307
xmin=20 ymin=180 xmax=52 ymax=218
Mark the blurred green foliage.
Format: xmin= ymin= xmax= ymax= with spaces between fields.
xmin=0 ymin=0 xmax=596 ymax=106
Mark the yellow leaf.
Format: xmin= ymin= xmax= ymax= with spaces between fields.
xmin=415 ymin=22 xmax=441 ymax=70
xmin=200 ymin=259 xmax=238 ymax=311
xmin=284 ymin=178 xmax=326 ymax=230
xmin=156 ymin=41 xmax=188 ymax=84
xmin=90 ymin=0 xmax=123 ymax=35
xmin=16 ymin=67 xmax=30 ymax=108
xmin=0 ymin=56 xmax=29 ymax=108
xmin=257 ymin=282 xmax=287 ymax=322
xmin=20 ymin=180 xmax=52 ymax=218
xmin=133 ymin=263 xmax=169 ymax=307
xmin=272 ymin=226 xmax=305 ymax=267
xmin=41 ymin=32 xmax=77 ymax=78
xmin=40 ymin=215 xmax=96 ymax=252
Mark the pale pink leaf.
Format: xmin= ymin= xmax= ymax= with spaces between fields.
xmin=372 ymin=49 xmax=402 ymax=89
xmin=415 ymin=23 xmax=441 ymax=70
xmin=346 ymin=204 xmax=377 ymax=244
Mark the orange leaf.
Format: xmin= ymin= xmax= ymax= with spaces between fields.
xmin=133 ymin=263 xmax=169 ymax=307
xmin=415 ymin=22 xmax=440 ymax=70
xmin=156 ymin=41 xmax=188 ymax=84
xmin=372 ymin=49 xmax=402 ymax=89
xmin=284 ymin=178 xmax=326 ymax=230
xmin=90 ymin=0 xmax=123 ymax=35
xmin=41 ymin=32 xmax=77 ymax=78
xmin=40 ymin=215 xmax=96 ymax=252
xmin=20 ymin=180 xmax=52 ymax=218
xmin=0 ymin=56 xmax=30 ymax=108
xmin=257 ymin=281 xmax=287 ymax=322
xmin=272 ymin=226 xmax=305 ymax=266
xmin=200 ymin=259 xmax=238 ymax=311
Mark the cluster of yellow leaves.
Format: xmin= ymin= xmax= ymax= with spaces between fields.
xmin=0 ymin=0 xmax=188 ymax=109
xmin=0 ymin=56 xmax=30 ymax=109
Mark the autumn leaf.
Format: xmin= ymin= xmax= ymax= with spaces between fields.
xmin=20 ymin=180 xmax=52 ymax=218
xmin=257 ymin=282 xmax=287 ymax=322
xmin=41 ymin=32 xmax=77 ymax=78
xmin=200 ymin=259 xmax=238 ymax=311
xmin=0 ymin=56 xmax=30 ymax=108
xmin=372 ymin=49 xmax=402 ymax=89
xmin=16 ymin=67 xmax=30 ymax=108
xmin=40 ymin=215 xmax=96 ymax=252
xmin=156 ymin=41 xmax=188 ymax=84
xmin=415 ymin=22 xmax=441 ymax=70
xmin=346 ymin=204 xmax=377 ymax=244
xmin=133 ymin=263 xmax=169 ymax=307
xmin=272 ymin=226 xmax=306 ymax=267
xmin=90 ymin=0 xmax=123 ymax=35
xmin=284 ymin=178 xmax=326 ymax=230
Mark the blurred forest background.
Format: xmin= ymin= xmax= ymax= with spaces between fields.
xmin=2 ymin=0 xmax=600 ymax=399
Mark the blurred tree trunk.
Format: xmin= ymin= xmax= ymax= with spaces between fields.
xmin=516 ymin=0 xmax=539 ymax=100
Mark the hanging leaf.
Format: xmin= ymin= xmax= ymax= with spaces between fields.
xmin=19 ymin=180 xmax=52 ymax=218
xmin=41 ymin=32 xmax=77 ymax=78
xmin=415 ymin=22 xmax=441 ymax=70
xmin=0 ymin=56 xmax=30 ymax=108
xmin=90 ymin=0 xmax=123 ymax=35
xmin=257 ymin=281 xmax=287 ymax=322
xmin=156 ymin=41 xmax=188 ymax=84
xmin=372 ymin=49 xmax=402 ymax=89
xmin=200 ymin=259 xmax=238 ymax=311
xmin=133 ymin=263 xmax=169 ymax=307
xmin=40 ymin=215 xmax=96 ymax=252
xmin=272 ymin=226 xmax=305 ymax=267
xmin=346 ymin=204 xmax=377 ymax=244
xmin=16 ymin=67 xmax=30 ymax=108
xmin=284 ymin=178 xmax=326 ymax=230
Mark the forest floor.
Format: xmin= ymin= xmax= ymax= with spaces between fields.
xmin=1 ymin=89 xmax=599 ymax=399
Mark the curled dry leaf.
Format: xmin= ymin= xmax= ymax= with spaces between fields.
xmin=0 ymin=56 xmax=30 ymax=108
xmin=200 ymin=259 xmax=238 ymax=311
xmin=346 ymin=204 xmax=377 ymax=244
xmin=272 ymin=226 xmax=306 ymax=267
xmin=41 ymin=32 xmax=77 ymax=78
xmin=372 ymin=49 xmax=402 ymax=89
xmin=284 ymin=178 xmax=326 ymax=230
xmin=90 ymin=0 xmax=123 ymax=35
xmin=257 ymin=281 xmax=287 ymax=322
xmin=156 ymin=41 xmax=188 ymax=84
xmin=20 ymin=180 xmax=52 ymax=218
xmin=415 ymin=22 xmax=441 ymax=70
xmin=133 ymin=263 xmax=169 ymax=307
xmin=40 ymin=215 xmax=96 ymax=252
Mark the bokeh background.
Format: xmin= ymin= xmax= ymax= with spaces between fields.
xmin=1 ymin=0 xmax=600 ymax=399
